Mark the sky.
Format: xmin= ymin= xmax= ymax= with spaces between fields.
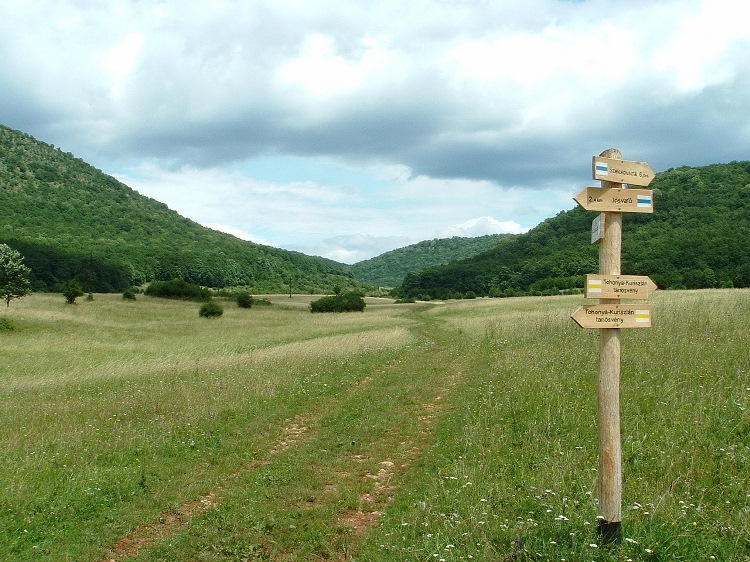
xmin=2 ymin=1 xmax=749 ymax=263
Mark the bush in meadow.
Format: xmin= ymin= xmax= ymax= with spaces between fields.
xmin=61 ymin=279 xmax=84 ymax=304
xmin=310 ymin=292 xmax=366 ymax=313
xmin=236 ymin=292 xmax=253 ymax=309
xmin=199 ymin=300 xmax=224 ymax=318
xmin=145 ymin=279 xmax=210 ymax=301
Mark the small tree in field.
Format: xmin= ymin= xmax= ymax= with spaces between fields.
xmin=61 ymin=279 xmax=84 ymax=304
xmin=0 ymin=243 xmax=31 ymax=307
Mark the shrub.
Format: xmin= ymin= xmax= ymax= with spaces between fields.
xmin=236 ymin=292 xmax=253 ymax=309
xmin=199 ymin=300 xmax=224 ymax=318
xmin=61 ymin=279 xmax=84 ymax=304
xmin=123 ymin=290 xmax=137 ymax=300
xmin=145 ymin=279 xmax=210 ymax=301
xmin=310 ymin=292 xmax=366 ymax=313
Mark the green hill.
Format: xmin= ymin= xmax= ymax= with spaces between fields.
xmin=348 ymin=234 xmax=511 ymax=287
xmin=0 ymin=124 xmax=364 ymax=294
xmin=397 ymin=161 xmax=750 ymax=299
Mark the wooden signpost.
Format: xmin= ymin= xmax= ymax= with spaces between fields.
xmin=574 ymin=186 xmax=654 ymax=213
xmin=592 ymin=156 xmax=654 ymax=186
xmin=571 ymin=149 xmax=656 ymax=544
xmin=571 ymin=304 xmax=652 ymax=328
xmin=591 ymin=213 xmax=605 ymax=244
xmin=584 ymin=274 xmax=657 ymax=300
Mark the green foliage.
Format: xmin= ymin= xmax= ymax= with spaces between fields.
xmin=0 ymin=243 xmax=31 ymax=307
xmin=0 ymin=317 xmax=13 ymax=331
xmin=198 ymin=300 xmax=224 ymax=318
xmin=348 ymin=234 xmax=510 ymax=287
xmin=235 ymin=292 xmax=253 ymax=308
xmin=0 ymin=124 xmax=372 ymax=294
xmin=122 ymin=290 xmax=137 ymax=300
xmin=144 ymin=279 xmax=210 ymax=301
xmin=61 ymin=279 xmax=84 ymax=304
xmin=310 ymin=292 xmax=366 ymax=312
xmin=399 ymin=161 xmax=750 ymax=298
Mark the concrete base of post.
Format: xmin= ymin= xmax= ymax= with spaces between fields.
xmin=597 ymin=519 xmax=622 ymax=545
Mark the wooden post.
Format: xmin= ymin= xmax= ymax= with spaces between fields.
xmin=597 ymin=148 xmax=623 ymax=543
xmin=573 ymin=149 xmax=654 ymax=542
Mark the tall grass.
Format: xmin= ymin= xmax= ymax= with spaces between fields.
xmin=1 ymin=294 xmax=416 ymax=560
xmin=357 ymin=290 xmax=750 ymax=561
xmin=1 ymin=290 xmax=747 ymax=561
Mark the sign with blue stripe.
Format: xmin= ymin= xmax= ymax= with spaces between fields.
xmin=592 ymin=156 xmax=654 ymax=186
xmin=574 ymin=187 xmax=654 ymax=214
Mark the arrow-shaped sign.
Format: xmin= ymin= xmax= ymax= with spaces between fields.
xmin=571 ymin=304 xmax=652 ymax=329
xmin=585 ymin=274 xmax=658 ymax=300
xmin=575 ymin=187 xmax=654 ymax=213
xmin=593 ymin=156 xmax=654 ymax=186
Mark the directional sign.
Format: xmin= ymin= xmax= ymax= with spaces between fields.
xmin=593 ymin=156 xmax=654 ymax=186
xmin=571 ymin=304 xmax=652 ymax=329
xmin=591 ymin=213 xmax=604 ymax=244
xmin=575 ymin=187 xmax=654 ymax=213
xmin=585 ymin=274 xmax=658 ymax=300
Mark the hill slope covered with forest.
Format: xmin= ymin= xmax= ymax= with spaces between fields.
xmin=347 ymin=234 xmax=511 ymax=287
xmin=396 ymin=161 xmax=750 ymax=299
xmin=0 ymin=124 xmax=363 ymax=294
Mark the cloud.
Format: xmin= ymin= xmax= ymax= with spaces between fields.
xmin=440 ymin=217 xmax=529 ymax=238
xmin=2 ymin=0 xmax=750 ymax=263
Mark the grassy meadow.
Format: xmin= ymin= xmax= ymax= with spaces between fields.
xmin=0 ymin=290 xmax=748 ymax=561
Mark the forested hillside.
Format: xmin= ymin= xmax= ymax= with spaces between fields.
xmin=397 ymin=161 xmax=750 ymax=299
xmin=0 ymin=125 xmax=364 ymax=293
xmin=348 ymin=234 xmax=511 ymax=287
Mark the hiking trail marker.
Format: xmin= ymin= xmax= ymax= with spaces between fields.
xmin=591 ymin=213 xmax=605 ymax=244
xmin=570 ymin=303 xmax=652 ymax=328
xmin=584 ymin=274 xmax=657 ymax=300
xmin=571 ymin=149 xmax=657 ymax=545
xmin=574 ymin=186 xmax=654 ymax=213
xmin=592 ymin=156 xmax=654 ymax=186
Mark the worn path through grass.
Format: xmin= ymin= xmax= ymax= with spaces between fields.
xmin=94 ymin=302 xmax=474 ymax=561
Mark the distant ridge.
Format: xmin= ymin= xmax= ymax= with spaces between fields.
xmin=348 ymin=234 xmax=511 ymax=287
xmin=0 ymin=124 xmax=364 ymax=294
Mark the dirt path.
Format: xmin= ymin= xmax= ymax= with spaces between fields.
xmin=97 ymin=307 xmax=468 ymax=561
xmin=97 ymin=414 xmax=313 ymax=562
